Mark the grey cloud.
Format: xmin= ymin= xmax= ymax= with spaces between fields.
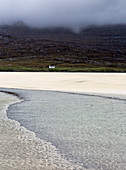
xmin=0 ymin=0 xmax=126 ymax=30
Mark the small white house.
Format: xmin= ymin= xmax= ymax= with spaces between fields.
xmin=49 ymin=65 xmax=55 ymax=69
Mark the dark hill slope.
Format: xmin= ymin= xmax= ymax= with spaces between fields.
xmin=0 ymin=24 xmax=126 ymax=72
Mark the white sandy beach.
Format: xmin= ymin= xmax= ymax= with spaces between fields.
xmin=0 ymin=72 xmax=126 ymax=95
xmin=0 ymin=72 xmax=126 ymax=170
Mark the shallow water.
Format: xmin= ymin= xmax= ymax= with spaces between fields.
xmin=1 ymin=89 xmax=126 ymax=169
xmin=0 ymin=91 xmax=81 ymax=170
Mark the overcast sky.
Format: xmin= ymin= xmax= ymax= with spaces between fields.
xmin=0 ymin=0 xmax=126 ymax=31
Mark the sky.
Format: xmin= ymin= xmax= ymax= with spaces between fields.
xmin=0 ymin=0 xmax=126 ymax=31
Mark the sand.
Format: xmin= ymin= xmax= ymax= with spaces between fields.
xmin=0 ymin=72 xmax=126 ymax=95
xmin=0 ymin=72 xmax=126 ymax=169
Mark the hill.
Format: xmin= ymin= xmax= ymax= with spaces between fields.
xmin=0 ymin=24 xmax=126 ymax=72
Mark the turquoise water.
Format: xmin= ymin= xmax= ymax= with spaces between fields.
xmin=4 ymin=89 xmax=126 ymax=169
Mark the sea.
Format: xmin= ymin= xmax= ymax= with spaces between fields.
xmin=1 ymin=88 xmax=126 ymax=169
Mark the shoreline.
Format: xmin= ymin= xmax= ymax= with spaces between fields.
xmin=2 ymin=87 xmax=126 ymax=170
xmin=0 ymin=91 xmax=82 ymax=170
xmin=0 ymin=72 xmax=126 ymax=169
xmin=1 ymin=88 xmax=126 ymax=102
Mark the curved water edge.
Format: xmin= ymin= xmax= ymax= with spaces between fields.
xmin=1 ymin=88 xmax=126 ymax=101
xmin=0 ymin=88 xmax=126 ymax=169
xmin=0 ymin=92 xmax=82 ymax=170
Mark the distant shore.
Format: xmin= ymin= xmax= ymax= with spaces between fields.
xmin=0 ymin=72 xmax=126 ymax=95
